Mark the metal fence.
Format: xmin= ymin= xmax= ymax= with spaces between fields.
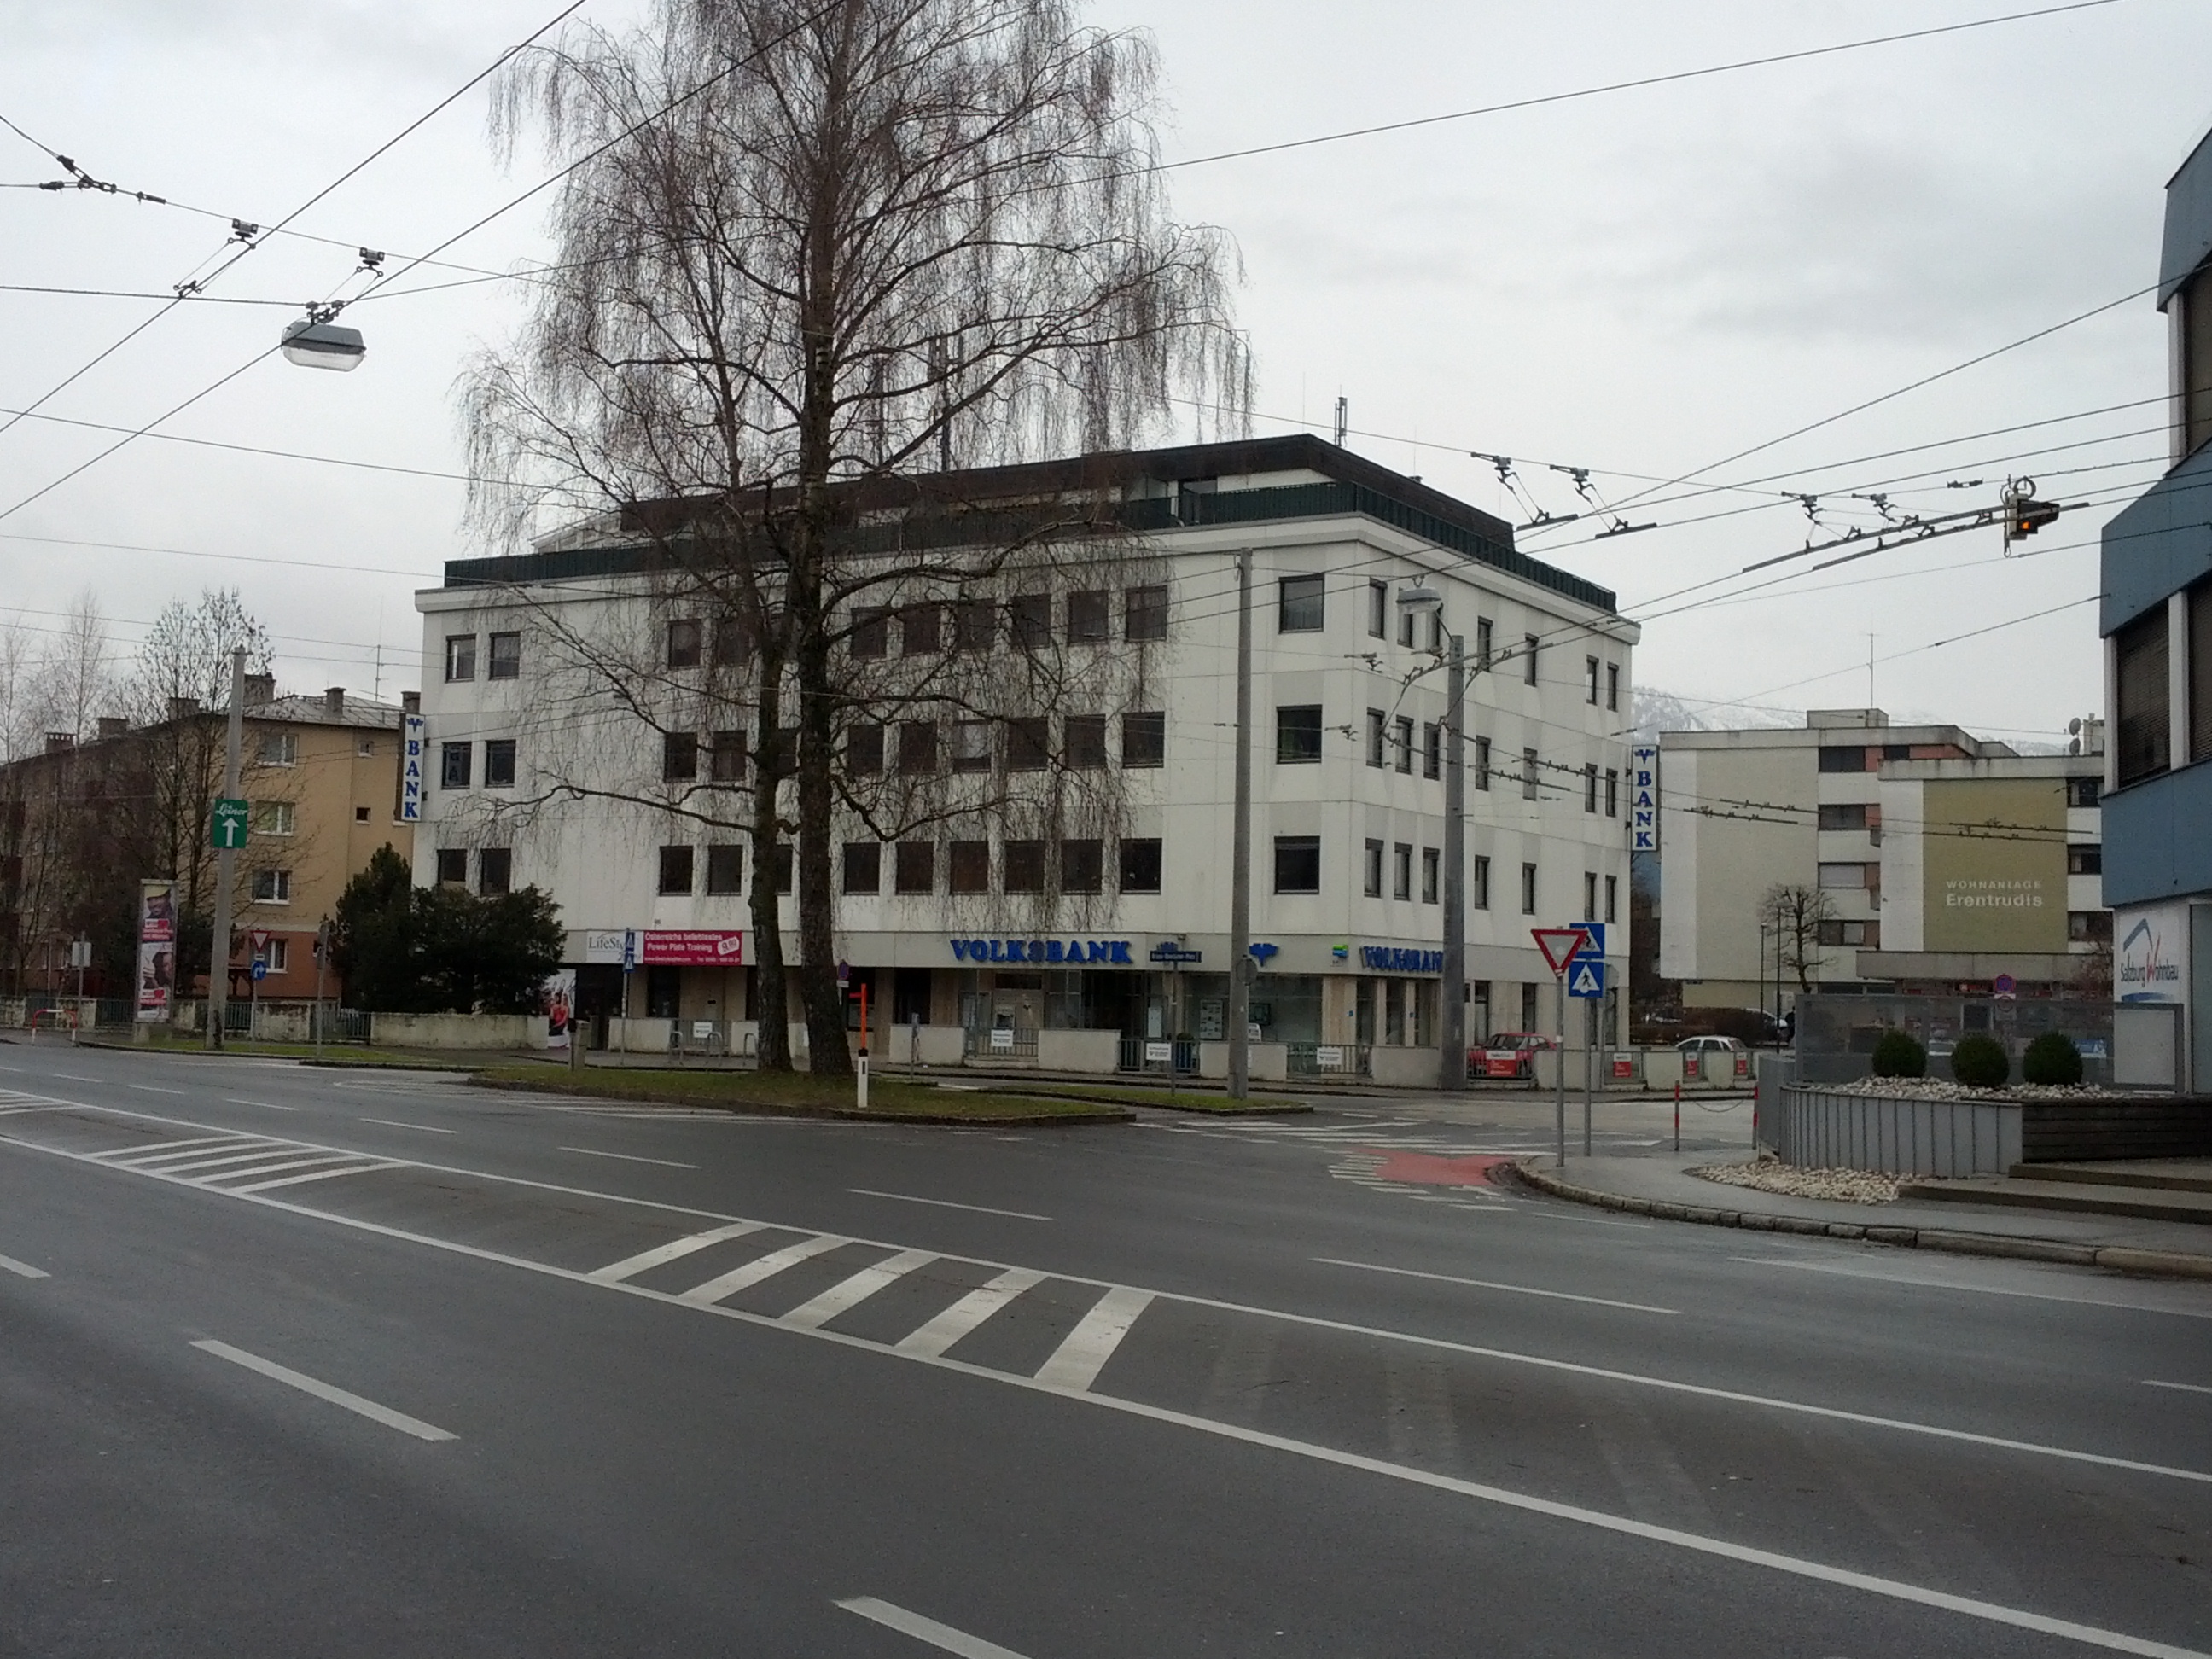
xmin=1115 ymin=1036 xmax=1198 ymax=1074
xmin=1794 ymin=994 xmax=2121 ymax=1087
xmin=1286 ymin=1041 xmax=1371 ymax=1078
xmin=966 ymin=1025 xmax=1040 ymax=1064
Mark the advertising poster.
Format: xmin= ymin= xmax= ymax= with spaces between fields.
xmin=640 ymin=930 xmax=745 ymax=966
xmin=1921 ymin=777 xmax=2066 ymax=954
xmin=136 ymin=878 xmax=177 ymax=1022
xmin=541 ymin=968 xmax=576 ymax=1050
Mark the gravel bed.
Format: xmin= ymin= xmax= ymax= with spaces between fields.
xmin=1818 ymin=1079 xmax=2158 ymax=1103
xmin=1690 ymin=1157 xmax=1901 ymax=1205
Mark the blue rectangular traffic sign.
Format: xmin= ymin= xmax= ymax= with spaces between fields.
xmin=1567 ymin=958 xmax=1606 ymax=999
xmin=1577 ymin=922 xmax=1604 ymax=959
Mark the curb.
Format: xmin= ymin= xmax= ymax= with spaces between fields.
xmin=1505 ymin=1161 xmax=2212 ymax=1282
xmin=466 ymin=1074 xmax=1134 ymax=1128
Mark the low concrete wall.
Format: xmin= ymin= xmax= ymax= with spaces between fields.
xmin=248 ymin=1004 xmax=311 ymax=1044
xmin=1196 ymin=1040 xmax=1289 ymax=1082
xmin=607 ymin=1016 xmax=675 ymax=1053
xmin=1039 ymin=1029 xmax=1121 ymax=1074
xmin=1774 ymin=1085 xmax=2021 ymax=1177
xmin=373 ymin=1012 xmax=534 ymax=1051
xmin=1371 ymin=1045 xmax=1441 ymax=1089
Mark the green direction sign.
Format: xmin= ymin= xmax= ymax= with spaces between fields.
xmin=211 ymin=797 xmax=251 ymax=851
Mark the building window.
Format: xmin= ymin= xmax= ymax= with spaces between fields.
xmin=264 ymin=938 xmax=288 ymax=973
xmin=1583 ymin=870 xmax=1598 ymax=919
xmin=479 ymin=847 xmax=512 ymax=894
xmin=1427 ymin=608 xmax=1444 ymax=653
xmin=845 ymin=724 xmax=882 ymax=777
xmin=1120 ymin=711 xmax=1166 ymax=768
xmin=662 ymin=732 xmax=698 ymax=782
xmin=1817 ymin=746 xmax=1868 ymax=773
xmin=1394 ymin=716 xmax=1414 ymax=774
xmin=1006 ymin=717 xmax=1050 ymax=771
xmin=1068 ymin=590 xmax=1109 ymax=643
xmin=2192 ymin=580 xmax=2212 ymax=765
xmin=1520 ymin=862 xmax=1538 ymax=915
xmin=657 ymin=846 xmax=694 ymax=894
xmin=1421 ymin=846 xmax=1440 ymax=904
xmin=1818 ymin=803 xmax=1869 ymax=830
xmin=1586 ymin=656 xmax=1600 ymax=704
xmin=841 ymin=841 xmax=877 ymax=894
xmin=357 ymin=736 xmax=375 ymax=759
xmin=487 ymin=632 xmax=521 ymax=680
xmin=1522 ymin=747 xmax=1540 ymax=801
xmin=2069 ymin=910 xmax=2114 ymax=943
xmin=440 ymin=741 xmax=471 ymax=789
xmin=354 ymin=806 xmax=370 ymax=824
xmin=706 ymin=844 xmax=744 ymax=895
xmin=952 ymin=600 xmax=995 ymax=654
xmin=1274 ymin=835 xmax=1322 ymax=894
xmin=666 ymin=619 xmax=701 ymax=669
xmin=2067 ymin=776 xmax=2102 ymax=808
xmin=951 ymin=719 xmax=992 ymax=772
xmin=485 ymin=739 xmax=516 ymax=789
xmin=1004 ymin=840 xmax=1045 ymax=894
xmin=434 ymin=848 xmax=466 ymax=886
xmin=713 ymin=613 xmax=755 ymax=667
xmin=848 ymin=607 xmax=890 ymax=660
xmin=1476 ymin=617 xmax=1493 ymax=669
xmin=1472 ymin=855 xmax=1491 ymax=910
xmin=2115 ymin=606 xmax=2170 ymax=786
xmin=1605 ymin=662 xmax=1620 ymax=712
xmin=2180 ymin=260 xmax=2212 ymax=459
xmin=1475 ymin=736 xmax=1491 ymax=791
xmin=1278 ymin=574 xmax=1325 ymax=633
xmin=1817 ymin=862 xmax=1870 ymax=889
xmin=1064 ymin=714 xmax=1108 ymax=771
xmin=1061 ymin=839 xmax=1103 ymax=894
xmin=1367 ymin=579 xmax=1388 ymax=639
xmin=259 ymin=731 xmax=296 ymax=766
xmin=1363 ymin=838 xmax=1384 ymax=898
xmin=1119 ymin=838 xmax=1163 ymax=894
xmin=949 ymin=840 xmax=990 ymax=894
xmin=1393 ymin=843 xmax=1412 ymax=900
xmin=253 ymin=801 xmax=295 ymax=836
xmin=901 ymin=603 xmax=942 ymax=655
xmin=894 ymin=841 xmax=934 ymax=894
xmin=251 ymin=868 xmax=292 ymax=904
xmin=1125 ymin=585 xmax=1168 ymax=642
xmin=1817 ymin=919 xmax=1877 ymax=947
xmin=1604 ymin=767 xmax=1618 ymax=818
xmin=2068 ymin=843 xmax=2103 ymax=876
xmin=898 ymin=720 xmax=938 ymax=772
xmin=1423 ymin=722 xmax=1441 ymax=780
xmin=1008 ymin=593 xmax=1051 ymax=651
xmin=1277 ymin=705 xmax=1323 ymax=765
xmin=1522 ymin=982 xmax=1540 ymax=1030
xmin=1604 ymin=874 xmax=1618 ymax=923
xmin=1366 ymin=709 xmax=1386 ymax=768
xmin=444 ymin=634 xmax=476 ymax=682
xmin=1398 ymin=601 xmax=1416 ymax=649
xmin=1523 ymin=635 xmax=1539 ymax=686
xmin=1583 ymin=763 xmax=1598 ymax=813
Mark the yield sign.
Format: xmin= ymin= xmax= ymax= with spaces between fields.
xmin=1531 ymin=928 xmax=1588 ymax=974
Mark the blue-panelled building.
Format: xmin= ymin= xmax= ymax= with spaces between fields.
xmin=2101 ymin=128 xmax=2212 ymax=1089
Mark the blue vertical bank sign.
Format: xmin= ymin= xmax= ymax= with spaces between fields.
xmin=1630 ymin=745 xmax=1658 ymax=853
xmin=400 ymin=715 xmax=425 ymax=823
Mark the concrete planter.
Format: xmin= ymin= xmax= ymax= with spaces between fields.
xmin=1370 ymin=1045 xmax=1441 ymax=1089
xmin=1038 ymin=1029 xmax=1121 ymax=1074
xmin=1196 ymin=1039 xmax=1289 ymax=1082
xmin=1773 ymin=1084 xmax=2021 ymax=1176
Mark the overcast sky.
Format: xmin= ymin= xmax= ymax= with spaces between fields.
xmin=3 ymin=0 xmax=2207 ymax=742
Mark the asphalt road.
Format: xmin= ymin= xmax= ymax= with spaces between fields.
xmin=1 ymin=1044 xmax=2207 ymax=1657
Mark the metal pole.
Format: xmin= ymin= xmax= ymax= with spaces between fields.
xmin=312 ymin=920 xmax=328 ymax=1061
xmin=1582 ymin=994 xmax=1593 ymax=1156
xmin=1555 ymin=971 xmax=1568 ymax=1167
xmin=1440 ymin=632 xmax=1467 ymax=1091
xmin=204 ymin=646 xmax=245 ymax=1051
xmin=1227 ymin=548 xmax=1253 ymax=1101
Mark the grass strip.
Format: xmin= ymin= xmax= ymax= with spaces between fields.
xmin=1002 ymin=1082 xmax=1310 ymax=1115
xmin=472 ymin=1065 xmax=1132 ymax=1126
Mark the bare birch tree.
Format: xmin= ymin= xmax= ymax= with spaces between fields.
xmin=1760 ymin=882 xmax=1837 ymax=998
xmin=464 ymin=0 xmax=1247 ymax=1074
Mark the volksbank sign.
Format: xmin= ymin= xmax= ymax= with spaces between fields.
xmin=952 ymin=937 xmax=1135 ymax=964
xmin=1359 ymin=945 xmax=1444 ymax=974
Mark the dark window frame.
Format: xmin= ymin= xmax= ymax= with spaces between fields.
xmin=706 ymin=843 xmax=744 ymax=895
xmin=1273 ymin=835 xmax=1322 ymax=894
xmin=1277 ymin=705 xmax=1323 ymax=765
xmin=487 ymin=632 xmax=521 ymax=680
xmin=484 ymin=738 xmax=516 ymax=789
xmin=657 ymin=844 xmax=695 ymax=895
xmin=1278 ymin=574 xmax=1325 ymax=633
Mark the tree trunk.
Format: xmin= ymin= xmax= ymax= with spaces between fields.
xmin=748 ymin=670 xmax=792 ymax=1072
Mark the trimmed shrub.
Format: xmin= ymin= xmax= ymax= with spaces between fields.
xmin=1870 ymin=1029 xmax=1926 ymax=1078
xmin=1950 ymin=1033 xmax=2010 ymax=1089
xmin=2022 ymin=1031 xmax=2084 ymax=1086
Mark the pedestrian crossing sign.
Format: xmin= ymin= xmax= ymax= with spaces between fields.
xmin=1568 ymin=960 xmax=1605 ymax=999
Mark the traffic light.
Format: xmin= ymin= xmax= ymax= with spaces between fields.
xmin=2004 ymin=498 xmax=2060 ymax=544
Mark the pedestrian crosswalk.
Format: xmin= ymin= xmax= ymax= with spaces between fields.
xmin=81 ymin=1129 xmax=404 ymax=1196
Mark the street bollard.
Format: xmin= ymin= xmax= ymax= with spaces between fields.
xmin=1674 ymin=1081 xmax=1680 ymax=1154
xmin=856 ymin=1049 xmax=870 ymax=1112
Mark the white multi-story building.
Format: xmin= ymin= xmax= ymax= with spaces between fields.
xmin=412 ymin=437 xmax=1634 ymax=1079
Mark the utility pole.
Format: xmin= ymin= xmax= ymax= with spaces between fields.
xmin=1440 ymin=630 xmax=1467 ymax=1090
xmin=1227 ymin=549 xmax=1254 ymax=1101
xmin=205 ymin=646 xmax=245 ymax=1051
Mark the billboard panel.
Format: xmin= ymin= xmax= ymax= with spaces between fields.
xmin=1919 ymin=778 xmax=2065 ymax=953
xmin=136 ymin=878 xmax=177 ymax=1022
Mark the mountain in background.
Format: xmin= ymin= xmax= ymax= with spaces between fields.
xmin=1628 ymin=687 xmax=1798 ymax=746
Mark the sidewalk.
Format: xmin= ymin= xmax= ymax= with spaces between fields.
xmin=1512 ymin=1150 xmax=2212 ymax=1281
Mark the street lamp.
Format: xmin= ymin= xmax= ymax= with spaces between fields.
xmin=1394 ymin=582 xmax=1467 ymax=1090
xmin=281 ymin=311 xmax=366 ymax=371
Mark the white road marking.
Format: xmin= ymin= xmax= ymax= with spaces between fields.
xmin=99 ymin=1136 xmax=273 ymax=1167
xmin=848 ymin=1187 xmax=1050 ymax=1221
xmin=896 ymin=1269 xmax=1046 ymax=1358
xmin=359 ymin=1117 xmax=456 ymax=1135
xmin=56 ymin=1073 xmax=101 ymax=1082
xmin=560 ymin=1146 xmax=701 ymax=1169
xmin=131 ymin=1145 xmax=332 ymax=1177
xmin=189 ymin=1339 xmax=456 ymax=1441
xmin=17 ymin=1121 xmax=2198 ymax=1657
xmin=1316 ymin=1256 xmax=1677 ymax=1315
xmin=1519 ymin=1207 xmax=1650 ymax=1230
xmin=782 ymin=1249 xmax=939 ymax=1330
xmin=1734 ymin=1255 xmax=2212 ymax=1321
xmin=228 ymin=1161 xmax=403 ymax=1194
xmin=589 ymin=1221 xmax=767 ymax=1284
xmin=200 ymin=1154 xmax=376 ymax=1187
xmin=126 ymin=1084 xmax=185 ymax=1095
xmin=2146 ymin=1379 xmax=2212 ymax=1396
xmin=0 ymin=1252 xmax=49 ymax=1278
xmin=226 ymin=1098 xmax=298 ymax=1111
xmin=1033 ymin=1286 xmax=1153 ymax=1392
xmin=679 ymin=1233 xmax=850 ymax=1304
xmin=837 ymin=1597 xmax=1033 ymax=1658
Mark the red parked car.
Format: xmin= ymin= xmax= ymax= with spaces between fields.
xmin=1472 ymin=1031 xmax=1558 ymax=1080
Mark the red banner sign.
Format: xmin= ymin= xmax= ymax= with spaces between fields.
xmin=640 ymin=930 xmax=745 ymax=966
